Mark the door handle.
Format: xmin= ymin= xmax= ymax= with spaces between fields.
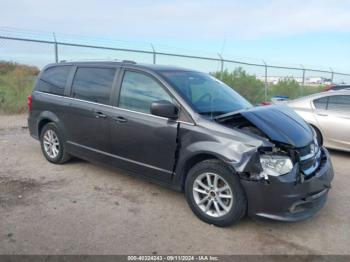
xmin=114 ymin=116 xmax=127 ymax=123
xmin=95 ymin=111 xmax=107 ymax=119
xmin=317 ymin=113 xmax=328 ymax=117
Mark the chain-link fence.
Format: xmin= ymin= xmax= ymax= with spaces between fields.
xmin=1 ymin=27 xmax=350 ymax=104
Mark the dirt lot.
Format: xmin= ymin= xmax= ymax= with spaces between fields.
xmin=0 ymin=114 xmax=349 ymax=255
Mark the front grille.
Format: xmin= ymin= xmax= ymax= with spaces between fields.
xmin=297 ymin=143 xmax=321 ymax=176
xmin=301 ymin=157 xmax=317 ymax=171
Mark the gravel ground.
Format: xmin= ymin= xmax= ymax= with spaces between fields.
xmin=0 ymin=114 xmax=349 ymax=255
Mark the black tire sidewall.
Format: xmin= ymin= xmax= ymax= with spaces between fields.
xmin=314 ymin=127 xmax=323 ymax=146
xmin=40 ymin=123 xmax=65 ymax=164
xmin=310 ymin=124 xmax=323 ymax=146
xmin=185 ymin=160 xmax=247 ymax=227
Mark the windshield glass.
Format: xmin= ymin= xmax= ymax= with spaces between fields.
xmin=159 ymin=70 xmax=252 ymax=117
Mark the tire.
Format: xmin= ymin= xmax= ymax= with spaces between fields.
xmin=40 ymin=122 xmax=71 ymax=164
xmin=311 ymin=125 xmax=323 ymax=146
xmin=185 ymin=159 xmax=247 ymax=227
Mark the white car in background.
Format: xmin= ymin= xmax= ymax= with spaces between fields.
xmin=287 ymin=90 xmax=350 ymax=152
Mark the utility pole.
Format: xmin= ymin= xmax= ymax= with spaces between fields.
xmin=218 ymin=53 xmax=224 ymax=80
xmin=300 ymin=65 xmax=306 ymax=96
xmin=53 ymin=32 xmax=58 ymax=63
xmin=150 ymin=43 xmax=156 ymax=64
xmin=330 ymin=67 xmax=334 ymax=84
xmin=262 ymin=60 xmax=268 ymax=102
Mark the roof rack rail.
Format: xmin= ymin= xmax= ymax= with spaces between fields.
xmin=58 ymin=59 xmax=137 ymax=64
xmin=59 ymin=59 xmax=118 ymax=63
xmin=122 ymin=60 xmax=137 ymax=64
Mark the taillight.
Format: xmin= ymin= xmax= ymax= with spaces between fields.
xmin=27 ymin=95 xmax=32 ymax=112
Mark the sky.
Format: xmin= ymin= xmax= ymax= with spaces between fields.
xmin=1 ymin=0 xmax=350 ymax=75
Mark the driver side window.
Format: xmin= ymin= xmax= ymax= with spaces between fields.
xmin=119 ymin=71 xmax=173 ymax=114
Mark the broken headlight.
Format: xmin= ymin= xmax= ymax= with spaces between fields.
xmin=260 ymin=154 xmax=293 ymax=177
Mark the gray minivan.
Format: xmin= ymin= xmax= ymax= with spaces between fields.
xmin=28 ymin=61 xmax=334 ymax=227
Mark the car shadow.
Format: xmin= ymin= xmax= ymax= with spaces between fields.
xmin=65 ymin=156 xmax=87 ymax=164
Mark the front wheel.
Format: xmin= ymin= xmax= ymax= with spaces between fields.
xmin=185 ymin=159 xmax=247 ymax=227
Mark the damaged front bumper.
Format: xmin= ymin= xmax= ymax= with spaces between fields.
xmin=240 ymin=147 xmax=334 ymax=222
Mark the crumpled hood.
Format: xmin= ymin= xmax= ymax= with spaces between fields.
xmin=240 ymin=105 xmax=313 ymax=148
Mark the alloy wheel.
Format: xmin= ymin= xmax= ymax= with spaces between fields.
xmin=43 ymin=129 xmax=60 ymax=159
xmin=193 ymin=172 xmax=234 ymax=217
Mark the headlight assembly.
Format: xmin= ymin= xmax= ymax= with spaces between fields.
xmin=260 ymin=154 xmax=293 ymax=177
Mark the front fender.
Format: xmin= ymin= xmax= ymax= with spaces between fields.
xmin=182 ymin=140 xmax=259 ymax=164
xmin=173 ymin=139 xmax=263 ymax=190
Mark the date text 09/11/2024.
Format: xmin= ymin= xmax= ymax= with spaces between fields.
xmin=127 ymin=255 xmax=219 ymax=261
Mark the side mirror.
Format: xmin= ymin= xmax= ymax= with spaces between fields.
xmin=151 ymin=100 xmax=179 ymax=119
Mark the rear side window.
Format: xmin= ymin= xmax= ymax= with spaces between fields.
xmin=327 ymin=95 xmax=350 ymax=112
xmin=72 ymin=67 xmax=116 ymax=105
xmin=313 ymin=97 xmax=328 ymax=110
xmin=37 ymin=66 xmax=72 ymax=95
xmin=119 ymin=71 xmax=172 ymax=114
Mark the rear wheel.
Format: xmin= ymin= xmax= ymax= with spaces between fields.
xmin=40 ymin=122 xmax=70 ymax=164
xmin=185 ymin=159 xmax=247 ymax=227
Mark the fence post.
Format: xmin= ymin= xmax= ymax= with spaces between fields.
xmin=262 ymin=60 xmax=268 ymax=102
xmin=301 ymin=65 xmax=306 ymax=96
xmin=217 ymin=54 xmax=224 ymax=80
xmin=150 ymin=44 xmax=156 ymax=64
xmin=53 ymin=32 xmax=58 ymax=63
xmin=330 ymin=67 xmax=334 ymax=84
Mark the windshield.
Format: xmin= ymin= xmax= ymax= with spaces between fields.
xmin=159 ymin=70 xmax=252 ymax=118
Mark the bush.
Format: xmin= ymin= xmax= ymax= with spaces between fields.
xmin=269 ymin=78 xmax=300 ymax=99
xmin=212 ymin=68 xmax=265 ymax=104
xmin=0 ymin=61 xmax=39 ymax=114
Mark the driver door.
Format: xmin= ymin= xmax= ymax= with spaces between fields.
xmin=109 ymin=69 xmax=178 ymax=180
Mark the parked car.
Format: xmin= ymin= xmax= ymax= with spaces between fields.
xmin=259 ymin=96 xmax=289 ymax=106
xmin=271 ymin=95 xmax=289 ymax=104
xmin=287 ymin=90 xmax=350 ymax=152
xmin=324 ymin=84 xmax=350 ymax=92
xmin=28 ymin=61 xmax=334 ymax=227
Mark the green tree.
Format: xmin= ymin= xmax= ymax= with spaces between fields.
xmin=212 ymin=67 xmax=265 ymax=104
